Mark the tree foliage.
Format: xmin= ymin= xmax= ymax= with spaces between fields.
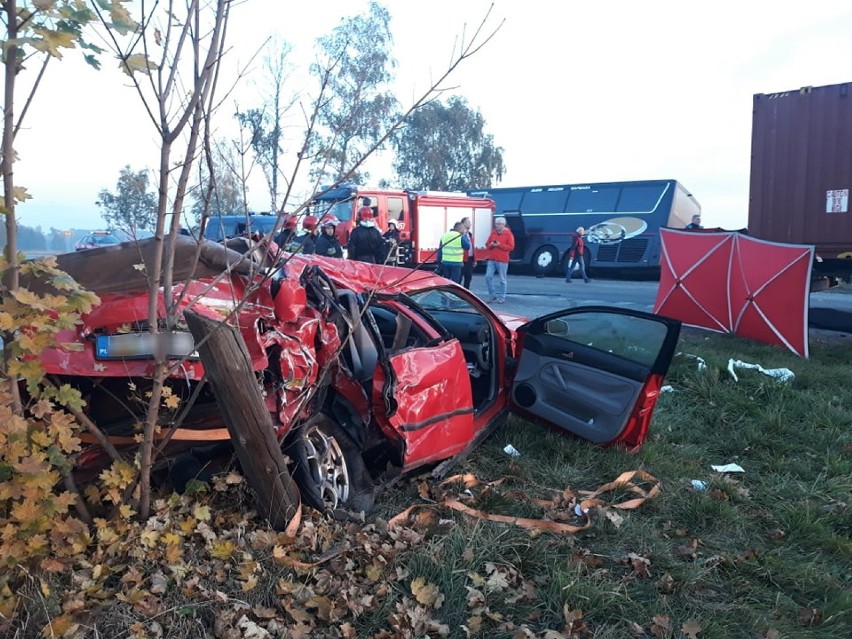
xmin=96 ymin=165 xmax=158 ymax=232
xmin=310 ymin=1 xmax=400 ymax=184
xmin=392 ymin=96 xmax=506 ymax=191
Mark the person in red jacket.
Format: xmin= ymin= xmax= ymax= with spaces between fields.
xmin=564 ymin=226 xmax=591 ymax=283
xmin=484 ymin=217 xmax=515 ymax=303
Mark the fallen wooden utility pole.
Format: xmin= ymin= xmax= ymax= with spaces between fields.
xmin=185 ymin=311 xmax=300 ymax=531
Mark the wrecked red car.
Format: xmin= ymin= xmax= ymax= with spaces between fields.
xmin=37 ymin=236 xmax=681 ymax=512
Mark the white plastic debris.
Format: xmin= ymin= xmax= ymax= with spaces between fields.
xmin=573 ymin=503 xmax=589 ymax=516
xmin=711 ymin=463 xmax=745 ymax=473
xmin=661 ymin=385 xmax=675 ymax=393
xmin=678 ymin=352 xmax=707 ymax=371
xmin=503 ymin=444 xmax=521 ymax=458
xmin=690 ymin=480 xmax=708 ymax=491
xmin=726 ymin=359 xmax=794 ymax=383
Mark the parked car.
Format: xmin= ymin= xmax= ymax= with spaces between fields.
xmin=36 ymin=236 xmax=681 ymax=512
xmin=74 ymin=230 xmax=125 ymax=251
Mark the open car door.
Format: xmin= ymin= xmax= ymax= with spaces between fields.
xmin=510 ymin=307 xmax=681 ymax=451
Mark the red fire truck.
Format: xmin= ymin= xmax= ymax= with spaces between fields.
xmin=307 ymin=185 xmax=495 ymax=266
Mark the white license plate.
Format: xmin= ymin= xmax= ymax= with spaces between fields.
xmin=94 ymin=332 xmax=196 ymax=360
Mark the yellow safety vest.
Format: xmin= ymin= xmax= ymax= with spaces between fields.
xmin=440 ymin=231 xmax=464 ymax=263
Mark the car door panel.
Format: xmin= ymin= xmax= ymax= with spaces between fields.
xmin=512 ymin=349 xmax=643 ymax=443
xmin=373 ymin=339 xmax=476 ymax=469
xmin=511 ymin=306 xmax=680 ymax=448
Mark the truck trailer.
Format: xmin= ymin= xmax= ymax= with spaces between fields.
xmin=749 ymin=82 xmax=852 ymax=276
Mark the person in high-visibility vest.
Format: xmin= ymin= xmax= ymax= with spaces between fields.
xmin=437 ymin=221 xmax=469 ymax=284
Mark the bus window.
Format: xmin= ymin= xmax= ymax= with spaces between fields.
xmin=484 ymin=189 xmax=524 ymax=214
xmin=521 ymin=188 xmax=569 ymax=213
xmin=388 ymin=197 xmax=404 ymax=222
xmin=564 ymin=187 xmax=620 ymax=213
xmin=616 ymin=184 xmax=668 ymax=213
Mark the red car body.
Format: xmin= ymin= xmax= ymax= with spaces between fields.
xmin=37 ymin=237 xmax=681 ymax=510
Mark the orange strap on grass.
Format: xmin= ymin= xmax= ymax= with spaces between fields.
xmin=390 ymin=470 xmax=661 ymax=534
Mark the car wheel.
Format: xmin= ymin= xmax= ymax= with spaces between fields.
xmin=286 ymin=415 xmax=374 ymax=513
xmin=532 ymin=245 xmax=560 ymax=276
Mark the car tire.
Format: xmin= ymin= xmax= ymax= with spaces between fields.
xmin=532 ymin=245 xmax=560 ymax=276
xmin=285 ymin=414 xmax=374 ymax=513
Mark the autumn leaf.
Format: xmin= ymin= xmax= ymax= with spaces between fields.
xmin=682 ymin=619 xmax=702 ymax=638
xmin=41 ymin=613 xmax=77 ymax=638
xmin=32 ymin=27 xmax=77 ymax=58
xmin=650 ymin=614 xmax=672 ymax=638
xmin=411 ymin=576 xmax=442 ymax=607
xmin=121 ymin=53 xmax=158 ymax=76
xmin=210 ymin=539 xmax=236 ymax=560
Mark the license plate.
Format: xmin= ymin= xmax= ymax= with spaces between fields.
xmin=95 ymin=332 xmax=197 ymax=360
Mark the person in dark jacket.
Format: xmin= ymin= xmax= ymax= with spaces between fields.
xmin=382 ymin=220 xmax=400 ymax=264
xmin=315 ymin=217 xmax=344 ymax=258
xmin=285 ymin=215 xmax=319 ymax=254
xmin=685 ymin=214 xmax=704 ymax=230
xmin=564 ymin=226 xmax=591 ymax=283
xmin=347 ymin=207 xmax=385 ymax=264
xmin=274 ymin=214 xmax=298 ymax=249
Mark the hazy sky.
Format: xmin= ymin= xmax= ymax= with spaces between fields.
xmin=13 ymin=0 xmax=852 ymax=232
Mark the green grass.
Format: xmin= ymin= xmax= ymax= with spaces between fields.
xmin=366 ymin=330 xmax=852 ymax=638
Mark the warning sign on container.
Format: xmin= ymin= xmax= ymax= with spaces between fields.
xmin=825 ymin=189 xmax=849 ymax=213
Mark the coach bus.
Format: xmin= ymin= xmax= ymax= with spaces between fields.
xmin=469 ymin=179 xmax=701 ymax=276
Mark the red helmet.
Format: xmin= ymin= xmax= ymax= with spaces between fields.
xmin=302 ymin=215 xmax=319 ymax=231
xmin=284 ymin=215 xmax=298 ymax=231
xmin=357 ymin=206 xmax=374 ymax=221
xmin=321 ymin=215 xmax=340 ymax=228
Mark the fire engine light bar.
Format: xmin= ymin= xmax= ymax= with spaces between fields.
xmin=94 ymin=332 xmax=197 ymax=360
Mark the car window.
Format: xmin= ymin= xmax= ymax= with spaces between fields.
xmin=408 ymin=289 xmax=480 ymax=314
xmin=542 ymin=311 xmax=668 ymax=368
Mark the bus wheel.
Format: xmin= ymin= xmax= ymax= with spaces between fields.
xmin=532 ymin=246 xmax=560 ymax=276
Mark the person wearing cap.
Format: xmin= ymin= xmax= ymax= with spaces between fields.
xmin=347 ymin=206 xmax=385 ymax=263
xmin=483 ymin=217 xmax=515 ymax=303
xmin=437 ymin=221 xmax=469 ymax=284
xmin=316 ymin=217 xmax=343 ymax=258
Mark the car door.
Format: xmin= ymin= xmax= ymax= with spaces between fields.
xmin=510 ymin=306 xmax=681 ymax=451
xmin=369 ymin=298 xmax=476 ymax=470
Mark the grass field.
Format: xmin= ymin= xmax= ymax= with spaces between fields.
xmin=7 ymin=330 xmax=850 ymax=638
xmin=359 ymin=329 xmax=852 ymax=638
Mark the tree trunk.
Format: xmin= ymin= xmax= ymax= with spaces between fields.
xmin=184 ymin=310 xmax=299 ymax=530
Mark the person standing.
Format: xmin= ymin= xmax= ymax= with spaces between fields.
xmin=484 ymin=217 xmax=515 ymax=303
xmin=460 ymin=216 xmax=476 ymax=289
xmin=348 ymin=207 xmax=385 ymax=263
xmin=285 ymin=215 xmax=319 ymax=254
xmin=437 ymin=221 xmax=468 ymax=284
xmin=564 ymin=227 xmax=591 ymax=283
xmin=315 ymin=217 xmax=343 ymax=258
xmin=382 ymin=220 xmax=400 ymax=264
xmin=685 ymin=214 xmax=704 ymax=230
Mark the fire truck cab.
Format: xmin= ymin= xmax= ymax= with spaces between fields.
xmin=308 ymin=185 xmax=495 ymax=266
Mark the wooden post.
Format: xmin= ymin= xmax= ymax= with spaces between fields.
xmin=184 ymin=311 xmax=299 ymax=531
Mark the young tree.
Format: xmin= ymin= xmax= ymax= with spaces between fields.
xmin=310 ymin=1 xmax=400 ymax=184
xmin=236 ymin=38 xmax=295 ymax=212
xmin=392 ymin=96 xmax=506 ymax=191
xmin=96 ymin=165 xmax=158 ymax=232
xmin=189 ymin=140 xmax=248 ymax=222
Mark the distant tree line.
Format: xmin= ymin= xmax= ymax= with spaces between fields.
xmin=96 ymin=1 xmax=507 ymax=231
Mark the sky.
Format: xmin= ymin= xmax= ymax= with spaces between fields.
xmin=12 ymin=0 xmax=852 ymax=233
